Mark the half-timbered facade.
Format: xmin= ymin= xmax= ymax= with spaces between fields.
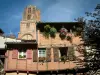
xmin=3 ymin=5 xmax=86 ymax=75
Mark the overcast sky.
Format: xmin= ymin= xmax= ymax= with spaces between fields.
xmin=0 ymin=0 xmax=99 ymax=37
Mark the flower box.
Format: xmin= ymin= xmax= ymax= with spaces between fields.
xmin=39 ymin=57 xmax=46 ymax=62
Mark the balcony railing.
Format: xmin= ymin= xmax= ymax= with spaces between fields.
xmin=38 ymin=44 xmax=72 ymax=48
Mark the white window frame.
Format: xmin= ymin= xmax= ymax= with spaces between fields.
xmin=38 ymin=48 xmax=46 ymax=57
xmin=18 ymin=50 xmax=27 ymax=59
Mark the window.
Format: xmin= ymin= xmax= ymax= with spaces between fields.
xmin=18 ymin=50 xmax=26 ymax=59
xmin=59 ymin=47 xmax=67 ymax=57
xmin=33 ymin=8 xmax=35 ymax=13
xmin=27 ymin=15 xmax=31 ymax=20
xmin=22 ymin=34 xmax=33 ymax=40
xmin=59 ymin=47 xmax=68 ymax=61
xmin=38 ymin=48 xmax=46 ymax=62
xmin=38 ymin=48 xmax=46 ymax=57
xmin=28 ymin=8 xmax=31 ymax=13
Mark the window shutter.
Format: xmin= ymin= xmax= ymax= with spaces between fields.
xmin=12 ymin=49 xmax=18 ymax=59
xmin=53 ymin=47 xmax=59 ymax=62
xmin=46 ymin=48 xmax=51 ymax=62
xmin=67 ymin=46 xmax=75 ymax=61
xmin=27 ymin=49 xmax=32 ymax=59
xmin=33 ymin=50 xmax=37 ymax=62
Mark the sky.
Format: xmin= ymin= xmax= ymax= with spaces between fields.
xmin=0 ymin=0 xmax=99 ymax=37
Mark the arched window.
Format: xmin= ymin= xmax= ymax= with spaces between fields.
xmin=27 ymin=15 xmax=31 ymax=20
xmin=33 ymin=8 xmax=35 ymax=13
xmin=22 ymin=34 xmax=33 ymax=40
xmin=28 ymin=8 xmax=31 ymax=13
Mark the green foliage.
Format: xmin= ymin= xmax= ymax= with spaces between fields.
xmin=59 ymin=27 xmax=67 ymax=40
xmin=67 ymin=47 xmax=75 ymax=61
xmin=59 ymin=34 xmax=66 ymax=40
xmin=75 ymin=4 xmax=100 ymax=70
xmin=50 ymin=26 xmax=57 ymax=38
xmin=43 ymin=31 xmax=50 ymax=38
xmin=19 ymin=55 xmax=26 ymax=58
xmin=60 ymin=55 xmax=67 ymax=63
xmin=39 ymin=57 xmax=46 ymax=62
xmin=67 ymin=36 xmax=72 ymax=42
xmin=43 ymin=25 xmax=57 ymax=38
xmin=44 ymin=24 xmax=51 ymax=32
xmin=43 ymin=25 xmax=51 ymax=38
xmin=84 ymin=4 xmax=100 ymax=70
xmin=72 ymin=26 xmax=82 ymax=36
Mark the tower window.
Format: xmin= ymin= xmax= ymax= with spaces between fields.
xmin=28 ymin=8 xmax=31 ymax=13
xmin=27 ymin=15 xmax=31 ymax=20
xmin=33 ymin=8 xmax=35 ymax=13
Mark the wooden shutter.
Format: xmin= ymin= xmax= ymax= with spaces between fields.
xmin=12 ymin=49 xmax=18 ymax=59
xmin=33 ymin=50 xmax=37 ymax=62
xmin=46 ymin=48 xmax=51 ymax=62
xmin=27 ymin=49 xmax=32 ymax=59
xmin=53 ymin=47 xmax=59 ymax=62
xmin=67 ymin=46 xmax=75 ymax=61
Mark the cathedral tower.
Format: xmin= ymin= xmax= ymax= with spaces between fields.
xmin=18 ymin=5 xmax=40 ymax=40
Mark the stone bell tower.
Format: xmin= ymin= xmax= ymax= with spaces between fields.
xmin=18 ymin=5 xmax=40 ymax=40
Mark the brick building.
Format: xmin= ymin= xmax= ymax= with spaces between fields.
xmin=4 ymin=5 xmax=85 ymax=75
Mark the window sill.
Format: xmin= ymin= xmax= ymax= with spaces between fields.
xmin=17 ymin=58 xmax=27 ymax=60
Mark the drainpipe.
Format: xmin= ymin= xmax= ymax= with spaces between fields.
xmin=36 ymin=22 xmax=38 ymax=43
xmin=36 ymin=22 xmax=39 ymax=74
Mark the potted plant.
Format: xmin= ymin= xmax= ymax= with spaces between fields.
xmin=59 ymin=26 xmax=67 ymax=40
xmin=67 ymin=35 xmax=72 ymax=42
xmin=19 ymin=55 xmax=26 ymax=58
xmin=39 ymin=57 xmax=46 ymax=62
xmin=60 ymin=55 xmax=67 ymax=63
xmin=43 ymin=25 xmax=51 ymax=38
xmin=50 ymin=26 xmax=57 ymax=38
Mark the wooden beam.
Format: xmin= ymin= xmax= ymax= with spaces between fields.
xmin=37 ymin=49 xmax=38 ymax=74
